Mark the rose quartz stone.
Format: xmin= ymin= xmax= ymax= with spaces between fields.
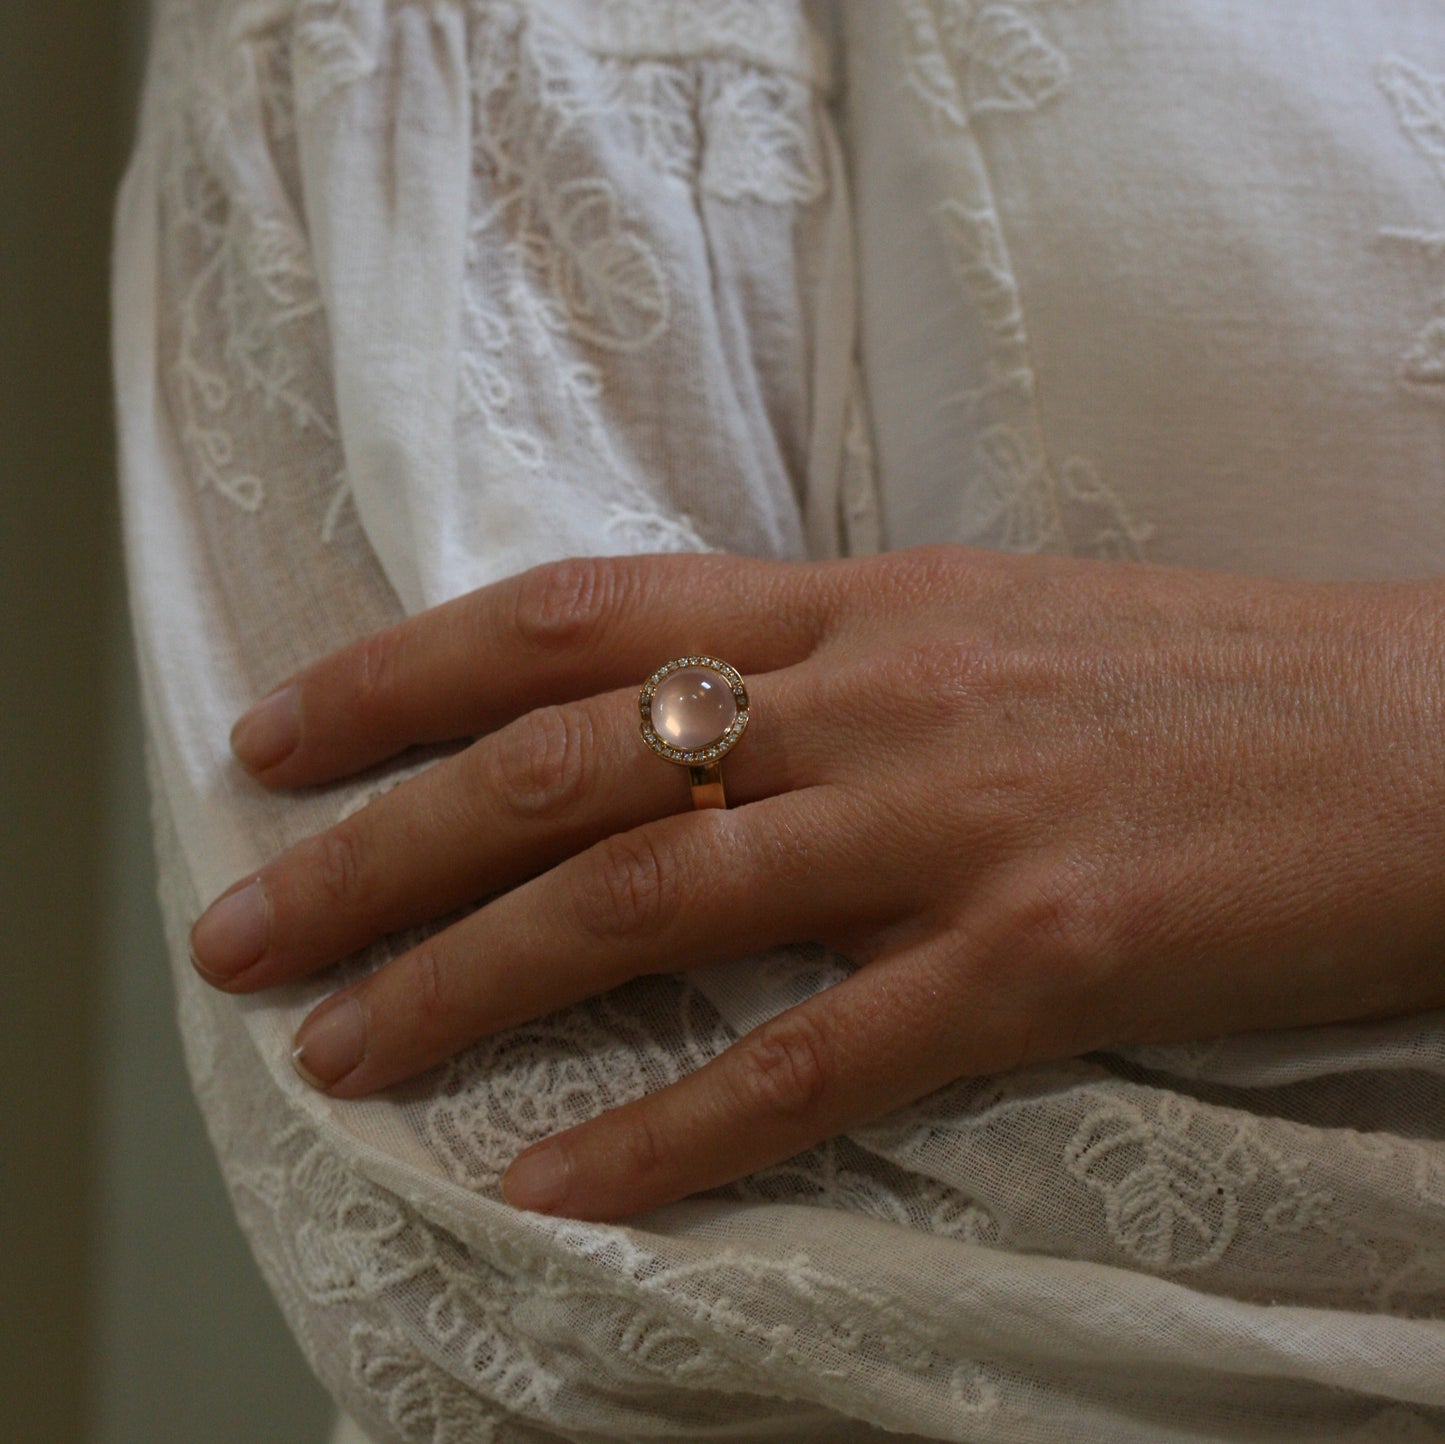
xmin=651 ymin=666 xmax=737 ymax=750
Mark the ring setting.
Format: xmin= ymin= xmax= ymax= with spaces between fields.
xmin=639 ymin=655 xmax=749 ymax=809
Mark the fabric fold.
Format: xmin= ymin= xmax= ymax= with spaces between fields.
xmin=294 ymin=1 xmax=473 ymax=616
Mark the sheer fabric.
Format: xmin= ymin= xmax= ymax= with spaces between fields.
xmin=113 ymin=1 xmax=1445 ymax=1440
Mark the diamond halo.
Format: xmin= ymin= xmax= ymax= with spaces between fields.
xmin=637 ymin=655 xmax=750 ymax=766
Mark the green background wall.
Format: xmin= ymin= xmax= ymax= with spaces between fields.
xmin=1 ymin=4 xmax=333 ymax=1439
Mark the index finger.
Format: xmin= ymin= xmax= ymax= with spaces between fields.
xmin=228 ymin=551 xmax=834 ymax=786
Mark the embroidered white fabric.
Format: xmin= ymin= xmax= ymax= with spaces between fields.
xmin=112 ymin=1 xmax=1445 ymax=1439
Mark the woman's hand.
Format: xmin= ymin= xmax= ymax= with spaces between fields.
xmin=187 ymin=545 xmax=1445 ymax=1221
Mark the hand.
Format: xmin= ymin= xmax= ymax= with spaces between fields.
xmin=187 ymin=546 xmax=1445 ymax=1221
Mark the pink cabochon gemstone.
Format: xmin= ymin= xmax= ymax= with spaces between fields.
xmin=651 ymin=666 xmax=737 ymax=750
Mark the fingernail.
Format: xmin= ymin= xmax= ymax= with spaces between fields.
xmin=190 ymin=879 xmax=270 ymax=981
xmin=231 ymin=684 xmax=300 ymax=772
xmin=292 ymin=995 xmax=366 ymax=1088
xmin=502 ymin=1140 xmax=572 ymax=1213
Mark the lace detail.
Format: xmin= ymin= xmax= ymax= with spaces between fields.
xmin=294 ymin=0 xmax=387 ymax=113
xmin=422 ymin=983 xmax=736 ymax=1186
xmin=147 ymin=683 xmax=1445 ymax=1435
xmin=842 ymin=1057 xmax=1445 ymax=1315
xmin=221 ymin=1101 xmax=1013 ymax=1435
xmin=456 ymin=2 xmax=831 ymax=555
xmin=462 ymin=6 xmax=690 ymax=551
xmin=169 ymin=156 xmax=333 ymax=515
xmin=1065 ymin=1091 xmax=1292 ymax=1273
xmin=698 ymin=65 xmax=827 ymax=205
xmin=901 ymin=1 xmax=1152 ymax=560
xmin=533 ymin=0 xmax=828 ymax=85
xmin=158 ymin=10 xmax=357 ymax=539
xmin=729 ymin=1134 xmax=1002 ymax=1249
xmin=1377 ymin=55 xmax=1445 ymax=394
xmin=469 ymin=15 xmax=673 ymax=353
xmin=157 ymin=0 xmax=832 ymax=557
xmin=902 ymin=0 xmax=1080 ymax=126
xmin=348 ymin=1321 xmax=565 ymax=1444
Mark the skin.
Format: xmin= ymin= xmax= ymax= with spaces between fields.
xmin=188 ymin=545 xmax=1445 ymax=1222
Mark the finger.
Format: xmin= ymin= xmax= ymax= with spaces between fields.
xmin=498 ymin=939 xmax=989 ymax=1221
xmin=191 ymin=664 xmax=825 ymax=991
xmin=229 ymin=552 xmax=839 ymax=785
xmin=286 ymin=788 xmax=900 ymax=1097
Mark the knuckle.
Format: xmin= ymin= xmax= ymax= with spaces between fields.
xmin=831 ymin=544 xmax=967 ymax=627
xmin=490 ymin=704 xmax=593 ymax=820
xmin=354 ymin=627 xmax=403 ymax=718
xmin=845 ymin=641 xmax=981 ymax=733
xmin=730 ymin=1013 xmax=831 ymax=1123
xmin=986 ymin=859 xmax=1118 ymax=1020
xmin=510 ymin=556 xmax=616 ymax=648
xmin=407 ymin=941 xmax=450 ymax=1034
xmin=1011 ymin=864 xmax=1103 ymax=966
xmin=763 ymin=811 xmax=819 ymax=893
xmin=309 ymin=821 xmax=369 ymax=906
xmin=581 ymin=831 xmax=677 ymax=939
xmin=615 ymin=1103 xmax=671 ymax=1184
xmin=897 ymin=638 xmax=979 ymax=697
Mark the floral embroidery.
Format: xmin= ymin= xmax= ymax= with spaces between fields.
xmin=348 ymin=1323 xmax=528 ymax=1444
xmin=233 ymin=1124 xmax=568 ymax=1412
xmin=1066 ymin=1094 xmax=1260 ymax=1271
xmin=903 ymin=0 xmax=1081 ymax=127
xmin=293 ymin=0 xmax=385 ymax=114
xmin=900 ymin=1 xmax=1151 ymax=560
xmin=699 ymin=64 xmax=827 ymax=205
xmin=729 ymin=1135 xmax=1002 ymax=1246
xmin=169 ymin=135 xmax=335 ymax=516
xmin=228 ymin=1115 xmax=1007 ymax=1430
xmin=159 ymin=0 xmax=833 ymax=552
xmin=422 ymin=979 xmax=734 ymax=1186
xmin=1377 ymin=55 xmax=1445 ymax=394
xmin=458 ymin=1 xmax=832 ymax=554
xmin=159 ymin=19 xmax=356 ymax=539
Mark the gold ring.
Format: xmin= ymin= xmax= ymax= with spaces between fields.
xmin=638 ymin=655 xmax=750 ymax=809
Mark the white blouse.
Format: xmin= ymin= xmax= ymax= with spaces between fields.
xmin=113 ymin=1 xmax=1445 ymax=1439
